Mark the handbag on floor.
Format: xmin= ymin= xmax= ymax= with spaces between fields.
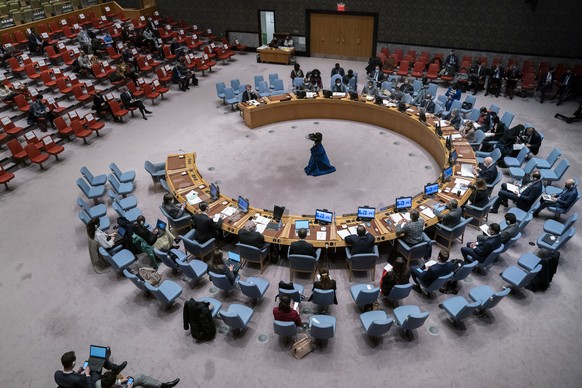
xmin=292 ymin=333 xmax=313 ymax=359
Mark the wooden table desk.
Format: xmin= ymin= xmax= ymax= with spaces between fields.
xmin=257 ymin=47 xmax=295 ymax=65
xmin=167 ymin=95 xmax=477 ymax=248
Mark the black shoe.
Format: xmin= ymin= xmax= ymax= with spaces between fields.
xmin=161 ymin=378 xmax=180 ymax=388
xmin=501 ymin=201 xmax=508 ymax=208
xmin=174 ymin=237 xmax=181 ymax=244
xmin=145 ymin=110 xmax=153 ymax=114
xmin=556 ymin=101 xmax=562 ymax=106
xmin=142 ymin=116 xmax=148 ymax=120
xmin=540 ymin=99 xmax=544 ymax=104
xmin=412 ymin=284 xmax=422 ymax=293
xmin=484 ymin=92 xmax=489 ymax=96
xmin=115 ymin=361 xmax=127 ymax=374
xmin=510 ymin=96 xmax=513 ymax=100
xmin=532 ymin=213 xmax=539 ymax=218
xmin=489 ymin=208 xmax=498 ymax=214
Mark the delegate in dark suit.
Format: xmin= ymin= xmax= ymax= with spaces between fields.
xmin=412 ymin=260 xmax=456 ymax=287
xmin=241 ymin=88 xmax=258 ymax=103
xmin=192 ymin=213 xmax=222 ymax=244
xmin=533 ymin=182 xmax=578 ymax=216
xmin=477 ymin=162 xmax=498 ymax=185
xmin=461 ymin=234 xmax=502 ymax=263
xmin=345 ymin=231 xmax=375 ymax=255
xmin=238 ymin=228 xmax=265 ymax=249
xmin=289 ymin=240 xmax=316 ymax=257
xmin=492 ymin=175 xmax=543 ymax=213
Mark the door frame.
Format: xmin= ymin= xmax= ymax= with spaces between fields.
xmin=257 ymin=9 xmax=276 ymax=46
xmin=305 ymin=9 xmax=378 ymax=58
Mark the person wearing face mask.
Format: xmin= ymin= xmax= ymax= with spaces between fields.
xmin=331 ymin=78 xmax=346 ymax=93
xmin=370 ymin=65 xmax=385 ymax=86
xmin=533 ymin=179 xmax=578 ymax=217
xmin=132 ymin=215 xmax=178 ymax=252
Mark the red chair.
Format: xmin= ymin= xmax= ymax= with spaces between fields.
xmin=173 ymin=30 xmax=187 ymax=44
xmin=203 ymin=46 xmax=217 ymax=60
xmin=406 ymin=50 xmax=416 ymax=60
xmin=136 ymin=56 xmax=153 ymax=75
xmin=41 ymin=135 xmax=65 ymax=160
xmin=0 ymin=164 xmax=15 ymax=190
xmin=7 ymin=139 xmax=28 ymax=163
xmin=411 ymin=62 xmax=425 ymax=78
xmin=142 ymin=83 xmax=160 ymax=105
xmin=14 ymin=95 xmax=30 ymax=113
xmin=117 ymin=12 xmax=130 ymax=22
xmin=25 ymin=64 xmax=42 ymax=83
xmin=1 ymin=117 xmax=23 ymax=137
xmin=106 ymin=46 xmax=121 ymax=60
xmin=91 ymin=64 xmax=109 ymax=83
xmin=71 ymin=120 xmax=92 ymax=144
xmin=163 ymin=45 xmax=177 ymax=62
xmin=24 ymin=144 xmax=49 ymax=170
xmin=73 ymin=85 xmax=91 ymax=104
xmin=157 ymin=27 xmax=173 ymax=40
xmin=460 ymin=60 xmax=472 ymax=70
xmin=520 ymin=72 xmax=536 ymax=96
xmin=56 ymin=78 xmax=74 ymax=98
xmin=426 ymin=63 xmax=440 ymax=80
xmin=41 ymin=71 xmax=57 ymax=91
xmin=49 ymin=21 xmax=63 ymax=36
xmin=215 ymin=47 xmax=231 ymax=65
xmin=127 ymin=82 xmax=145 ymax=99
xmin=185 ymin=36 xmax=202 ymax=51
xmin=156 ymin=67 xmax=172 ymax=85
xmin=108 ymin=100 xmax=130 ymax=122
xmin=152 ymin=79 xmax=169 ymax=99
xmin=60 ymin=50 xmax=76 ymax=66
xmin=8 ymin=57 xmax=25 ymax=76
xmin=205 ymin=29 xmax=217 ymax=41
xmin=54 ymin=117 xmax=73 ymax=140
xmin=13 ymin=31 xmax=29 ymax=46
xmin=195 ymin=57 xmax=210 ymax=76
xmin=182 ymin=55 xmax=197 ymax=71
xmin=396 ymin=60 xmax=410 ymax=76
xmin=44 ymin=46 xmax=62 ymax=64
xmin=232 ymin=38 xmax=246 ymax=53
xmin=24 ymin=131 xmax=44 ymax=150
xmin=202 ymin=54 xmax=216 ymax=69
xmin=83 ymin=113 xmax=104 ymax=136
xmin=46 ymin=97 xmax=65 ymax=115
xmin=63 ymin=26 xmax=78 ymax=40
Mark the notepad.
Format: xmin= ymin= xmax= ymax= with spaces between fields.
xmin=384 ymin=263 xmax=393 ymax=272
xmin=316 ymin=231 xmax=327 ymax=240
xmin=460 ymin=163 xmax=475 ymax=177
xmin=186 ymin=190 xmax=201 ymax=205
xmin=221 ymin=206 xmax=236 ymax=216
xmin=480 ymin=224 xmax=491 ymax=236
xmin=337 ymin=230 xmax=351 ymax=240
xmin=421 ymin=207 xmax=436 ymax=218
xmin=255 ymin=223 xmax=267 ymax=234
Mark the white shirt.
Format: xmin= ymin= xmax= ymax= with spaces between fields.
xmin=95 ymin=229 xmax=114 ymax=249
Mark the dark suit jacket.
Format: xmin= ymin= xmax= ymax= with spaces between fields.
xmin=478 ymin=163 xmax=498 ymax=184
xmin=192 ymin=213 xmax=221 ymax=243
xmin=241 ymin=90 xmax=257 ymax=102
xmin=436 ymin=206 xmax=462 ymax=228
xmin=555 ymin=187 xmax=578 ymax=211
xmin=345 ymin=232 xmax=375 ymax=255
xmin=500 ymin=223 xmax=520 ymax=244
xmin=289 ymin=240 xmax=316 ymax=257
xmin=54 ymin=370 xmax=91 ymax=388
xmin=238 ymin=229 xmax=265 ymax=249
xmin=517 ymin=180 xmax=543 ymax=211
xmin=120 ymin=91 xmax=134 ymax=108
xmin=425 ymin=99 xmax=436 ymax=114
xmin=470 ymin=188 xmax=490 ymax=207
xmin=417 ymin=261 xmax=456 ymax=286
xmin=526 ymin=130 xmax=542 ymax=155
xmin=474 ymin=234 xmax=502 ymax=260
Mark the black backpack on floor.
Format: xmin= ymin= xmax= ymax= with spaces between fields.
xmin=183 ymin=298 xmax=216 ymax=342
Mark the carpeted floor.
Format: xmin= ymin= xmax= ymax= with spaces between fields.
xmin=0 ymin=53 xmax=581 ymax=388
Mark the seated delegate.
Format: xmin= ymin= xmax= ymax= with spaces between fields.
xmin=411 ymin=248 xmax=455 ymax=292
xmin=308 ymin=267 xmax=338 ymax=305
xmin=380 ymin=256 xmax=410 ymax=296
xmin=273 ymin=294 xmax=302 ymax=326
xmin=209 ymin=250 xmax=238 ymax=285
xmin=289 ymin=228 xmax=316 ymax=257
xmin=238 ymin=220 xmax=267 ymax=249
xmin=345 ymin=225 xmax=375 ymax=254
xmin=461 ymin=223 xmax=502 ymax=263
xmin=396 ymin=209 xmax=432 ymax=259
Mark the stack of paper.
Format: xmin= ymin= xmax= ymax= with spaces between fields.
xmin=460 ymin=163 xmax=475 ymax=177
xmin=221 ymin=206 xmax=236 ymax=217
xmin=316 ymin=231 xmax=327 ymax=240
xmin=186 ymin=190 xmax=201 ymax=205
xmin=337 ymin=230 xmax=351 ymax=240
xmin=421 ymin=207 xmax=436 ymax=218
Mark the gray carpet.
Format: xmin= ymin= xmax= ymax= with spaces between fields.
xmin=0 ymin=53 xmax=581 ymax=387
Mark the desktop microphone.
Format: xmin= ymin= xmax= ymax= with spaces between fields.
xmin=179 ymin=148 xmax=186 ymax=154
xmin=325 ymin=243 xmax=329 ymax=249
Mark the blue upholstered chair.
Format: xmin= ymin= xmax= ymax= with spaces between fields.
xmin=208 ymin=271 xmax=239 ymax=295
xmin=468 ymin=285 xmax=510 ymax=315
xmin=536 ymin=226 xmax=576 ymax=252
xmin=347 ymin=76 xmax=357 ymax=93
xmin=198 ymin=296 xmax=222 ymax=318
xmin=417 ymin=272 xmax=454 ymax=297
xmin=543 ymin=213 xmax=578 ymax=236
xmin=145 ymin=279 xmax=183 ymax=306
xmin=99 ymin=247 xmax=135 ymax=271
xmin=393 ymin=305 xmax=430 ymax=340
xmin=238 ymin=276 xmax=270 ymax=303
xmin=503 ymin=146 xmax=530 ymax=169
xmin=257 ymin=81 xmax=270 ymax=97
xmin=517 ymin=253 xmax=542 ymax=271
xmin=500 ymin=264 xmax=542 ymax=290
xmin=278 ymin=283 xmax=304 ymax=303
xmin=311 ymin=288 xmax=335 ymax=312
xmin=385 ymin=283 xmax=413 ymax=306
xmin=427 ymin=83 xmax=438 ymax=100
xmin=230 ymin=79 xmax=241 ymax=95
xmin=107 ymin=174 xmax=134 ymax=197
xmin=359 ymin=310 xmax=393 ymax=340
xmin=76 ymin=177 xmax=105 ymax=204
xmin=274 ymin=320 xmax=298 ymax=343
xmin=160 ymin=178 xmax=171 ymax=193
xmin=80 ymin=166 xmax=107 ymax=186
xmin=446 ymin=260 xmax=478 ymax=291
xmin=469 ymin=129 xmax=485 ymax=151
xmin=215 ymin=81 xmax=226 ymax=100
xmin=176 ymin=258 xmax=208 ymax=287
xmin=500 ymin=111 xmax=514 ymax=128
xmin=310 ymin=315 xmax=336 ymax=345
xmin=220 ymin=304 xmax=254 ymax=333
xmin=144 ymin=160 xmax=165 ymax=188
xmin=123 ymin=269 xmax=150 ymax=293
xmin=181 ymin=229 xmax=215 ymax=260
xmin=159 ymin=205 xmax=192 ymax=232
xmin=397 ymin=233 xmax=433 ymax=264
xmin=153 ymin=248 xmax=188 ymax=273
xmin=288 ymin=249 xmax=321 ymax=281
xmin=112 ymin=201 xmax=141 ymax=223
xmin=77 ymin=197 xmax=106 ymax=218
xmin=107 ymin=189 xmax=137 ymax=211
xmin=270 ymin=79 xmax=286 ymax=96
xmin=545 ymin=193 xmax=579 ymax=220
xmin=292 ymin=77 xmax=304 ymax=91
xmin=539 ymin=159 xmax=569 ymax=184
xmin=350 ymin=284 xmax=380 ymax=311
xmin=236 ymin=242 xmax=271 ymax=274
xmin=253 ymin=75 xmax=264 ymax=91
xmin=464 ymin=196 xmax=498 ymax=227
xmin=224 ymin=87 xmax=239 ymax=110
xmin=109 ymin=162 xmax=136 ymax=183
xmin=531 ymin=148 xmax=561 ymax=170
xmin=439 ymin=296 xmax=481 ymax=325
xmin=467 ymin=108 xmax=480 ymax=122
xmin=509 ymin=158 xmax=537 ymax=182
xmin=487 ymin=170 xmax=502 ymax=196
xmin=268 ymin=73 xmax=279 ymax=89
xmin=433 ymin=216 xmax=473 ymax=249
xmin=467 ymin=244 xmax=504 ymax=271
xmin=345 ymin=245 xmax=379 ymax=281
xmin=78 ymin=208 xmax=110 ymax=230
xmin=459 ymin=95 xmax=476 ymax=116
xmin=488 ymin=104 xmax=500 ymax=115
xmin=475 ymin=147 xmax=502 ymax=165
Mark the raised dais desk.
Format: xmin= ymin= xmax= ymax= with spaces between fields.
xmin=256 ymin=47 xmax=295 ymax=65
xmin=167 ymin=94 xmax=477 ymax=248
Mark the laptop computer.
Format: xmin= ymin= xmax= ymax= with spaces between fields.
xmin=86 ymin=345 xmax=108 ymax=371
xmin=155 ymin=219 xmax=167 ymax=236
xmin=225 ymin=251 xmax=242 ymax=271
xmin=294 ymin=219 xmax=310 ymax=236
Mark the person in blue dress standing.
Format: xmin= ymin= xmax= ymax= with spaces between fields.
xmin=304 ymin=132 xmax=336 ymax=176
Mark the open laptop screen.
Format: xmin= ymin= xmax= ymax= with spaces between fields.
xmin=90 ymin=345 xmax=107 ymax=358
xmin=294 ymin=220 xmax=309 ymax=231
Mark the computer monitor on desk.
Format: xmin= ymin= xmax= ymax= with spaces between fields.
xmin=210 ymin=182 xmax=219 ymax=200
xmin=322 ymin=90 xmax=333 ymax=98
xmin=395 ymin=196 xmax=412 ymax=212
xmin=357 ymin=206 xmax=375 ymax=221
xmin=315 ymin=209 xmax=333 ymax=225
xmin=442 ymin=166 xmax=453 ymax=182
xmin=424 ymin=182 xmax=439 ymax=197
xmin=449 ymin=149 xmax=458 ymax=164
xmin=273 ymin=205 xmax=285 ymax=222
xmin=237 ymin=195 xmax=249 ymax=213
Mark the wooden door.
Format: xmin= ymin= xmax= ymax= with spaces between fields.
xmin=310 ymin=13 xmax=375 ymax=59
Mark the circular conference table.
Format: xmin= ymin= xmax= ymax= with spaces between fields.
xmin=165 ymin=93 xmax=478 ymax=249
